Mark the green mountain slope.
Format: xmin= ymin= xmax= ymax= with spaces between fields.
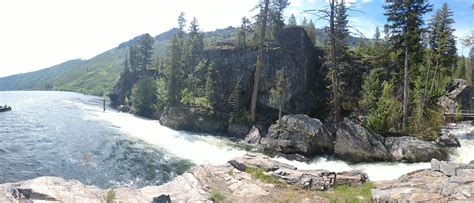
xmin=0 ymin=59 xmax=85 ymax=91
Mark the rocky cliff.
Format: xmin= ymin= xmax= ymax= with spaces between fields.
xmin=158 ymin=27 xmax=326 ymax=135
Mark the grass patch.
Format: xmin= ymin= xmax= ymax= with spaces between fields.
xmin=106 ymin=189 xmax=116 ymax=203
xmin=210 ymin=189 xmax=225 ymax=203
xmin=244 ymin=167 xmax=285 ymax=187
xmin=317 ymin=182 xmax=374 ymax=203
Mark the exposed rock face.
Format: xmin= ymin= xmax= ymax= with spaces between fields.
xmin=227 ymin=123 xmax=250 ymax=138
xmin=0 ymin=153 xmax=370 ymax=202
xmin=334 ymin=118 xmax=390 ymax=162
xmin=385 ymin=136 xmax=448 ymax=162
xmin=204 ymin=27 xmax=325 ymax=116
xmin=230 ymin=153 xmax=367 ymax=190
xmin=372 ymin=159 xmax=474 ymax=202
xmin=0 ymin=174 xmax=211 ymax=202
xmin=244 ymin=125 xmax=262 ymax=144
xmin=159 ymin=106 xmax=227 ymax=133
xmin=260 ymin=114 xmax=334 ymax=157
xmin=109 ymin=69 xmax=141 ymax=108
xmin=437 ymin=79 xmax=472 ymax=114
xmin=436 ymin=133 xmax=461 ymax=147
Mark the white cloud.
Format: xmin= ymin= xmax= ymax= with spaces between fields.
xmin=362 ymin=0 xmax=372 ymax=3
xmin=0 ymin=0 xmax=259 ymax=77
xmin=348 ymin=16 xmax=382 ymax=38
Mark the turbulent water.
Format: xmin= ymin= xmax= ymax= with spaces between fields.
xmin=0 ymin=91 xmax=472 ymax=188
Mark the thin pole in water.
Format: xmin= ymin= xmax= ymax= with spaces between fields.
xmin=103 ymin=99 xmax=106 ymax=112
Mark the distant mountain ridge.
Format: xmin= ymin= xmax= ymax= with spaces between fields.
xmin=0 ymin=26 xmax=368 ymax=96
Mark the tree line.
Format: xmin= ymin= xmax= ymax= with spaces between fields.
xmin=124 ymin=0 xmax=471 ymax=140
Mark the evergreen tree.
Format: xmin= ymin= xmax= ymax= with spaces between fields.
xmin=165 ymin=34 xmax=183 ymax=106
xmin=384 ymin=0 xmax=432 ymax=130
xmin=269 ymin=69 xmax=289 ymax=122
xmin=305 ymin=20 xmax=317 ymax=45
xmin=301 ymin=16 xmax=308 ymax=27
xmin=428 ymin=3 xmax=457 ymax=95
xmin=137 ymin=34 xmax=155 ymax=71
xmin=177 ymin=12 xmax=187 ymax=38
xmin=238 ymin=17 xmax=251 ymax=47
xmin=250 ymin=0 xmax=270 ymax=122
xmin=269 ymin=0 xmax=289 ymax=39
xmin=287 ymin=14 xmax=297 ymax=26
xmin=184 ymin=17 xmax=204 ymax=74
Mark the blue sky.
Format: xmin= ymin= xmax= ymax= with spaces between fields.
xmin=286 ymin=0 xmax=473 ymax=55
xmin=0 ymin=0 xmax=472 ymax=77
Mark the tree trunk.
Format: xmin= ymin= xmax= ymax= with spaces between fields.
xmin=429 ymin=59 xmax=440 ymax=97
xmin=422 ymin=49 xmax=432 ymax=106
xmin=250 ymin=0 xmax=269 ymax=123
xmin=278 ymin=97 xmax=283 ymax=122
xmin=329 ymin=0 xmax=340 ymax=130
xmin=402 ymin=45 xmax=409 ymax=131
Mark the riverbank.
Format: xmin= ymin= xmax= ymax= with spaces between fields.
xmin=1 ymin=152 xmax=473 ymax=202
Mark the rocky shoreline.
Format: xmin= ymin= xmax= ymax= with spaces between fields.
xmin=1 ymin=152 xmax=473 ymax=202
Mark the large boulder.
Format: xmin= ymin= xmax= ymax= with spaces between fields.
xmin=373 ymin=159 xmax=474 ymax=202
xmin=435 ymin=133 xmax=461 ymax=147
xmin=437 ymin=79 xmax=472 ymax=114
xmin=244 ymin=126 xmax=262 ymax=145
xmin=385 ymin=136 xmax=448 ymax=162
xmin=334 ymin=118 xmax=390 ymax=163
xmin=159 ymin=106 xmax=227 ymax=133
xmin=260 ymin=114 xmax=334 ymax=157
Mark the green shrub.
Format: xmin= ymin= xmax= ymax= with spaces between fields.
xmin=245 ymin=167 xmax=284 ymax=187
xmin=106 ymin=189 xmax=116 ymax=203
xmin=210 ymin=189 xmax=225 ymax=203
xmin=317 ymin=182 xmax=374 ymax=203
xmin=229 ymin=111 xmax=251 ymax=125
xmin=366 ymin=81 xmax=402 ymax=133
xmin=131 ymin=77 xmax=158 ymax=117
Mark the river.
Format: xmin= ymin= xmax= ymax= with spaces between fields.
xmin=0 ymin=91 xmax=472 ymax=188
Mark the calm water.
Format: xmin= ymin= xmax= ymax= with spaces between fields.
xmin=0 ymin=91 xmax=472 ymax=188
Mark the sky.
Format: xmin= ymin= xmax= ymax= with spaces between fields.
xmin=0 ymin=0 xmax=472 ymax=77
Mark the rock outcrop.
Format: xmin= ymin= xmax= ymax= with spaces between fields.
xmin=230 ymin=153 xmax=368 ymax=190
xmin=385 ymin=136 xmax=448 ymax=162
xmin=437 ymin=79 xmax=472 ymax=114
xmin=334 ymin=118 xmax=390 ymax=162
xmin=436 ymin=133 xmax=461 ymax=147
xmin=0 ymin=153 xmax=369 ymax=203
xmin=372 ymin=159 xmax=474 ymax=202
xmin=260 ymin=114 xmax=334 ymax=157
xmin=159 ymin=27 xmax=326 ymax=135
xmin=159 ymin=106 xmax=227 ymax=133
xmin=244 ymin=125 xmax=262 ymax=145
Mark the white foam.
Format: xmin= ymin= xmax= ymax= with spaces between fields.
xmin=274 ymin=157 xmax=430 ymax=181
xmin=75 ymin=97 xmax=473 ymax=181
xmin=85 ymin=107 xmax=245 ymax=165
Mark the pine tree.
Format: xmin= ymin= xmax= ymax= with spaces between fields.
xmin=238 ymin=17 xmax=251 ymax=47
xmin=250 ymin=0 xmax=270 ymax=123
xmin=165 ymin=34 xmax=183 ymax=106
xmin=269 ymin=0 xmax=289 ymax=39
xmin=177 ymin=12 xmax=187 ymax=38
xmin=137 ymin=34 xmax=154 ymax=71
xmin=301 ymin=16 xmax=308 ymax=27
xmin=428 ymin=3 xmax=457 ymax=95
xmin=305 ymin=20 xmax=317 ymax=45
xmin=269 ymin=69 xmax=289 ymax=122
xmin=384 ymin=0 xmax=432 ymax=130
xmin=288 ymin=14 xmax=297 ymax=26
